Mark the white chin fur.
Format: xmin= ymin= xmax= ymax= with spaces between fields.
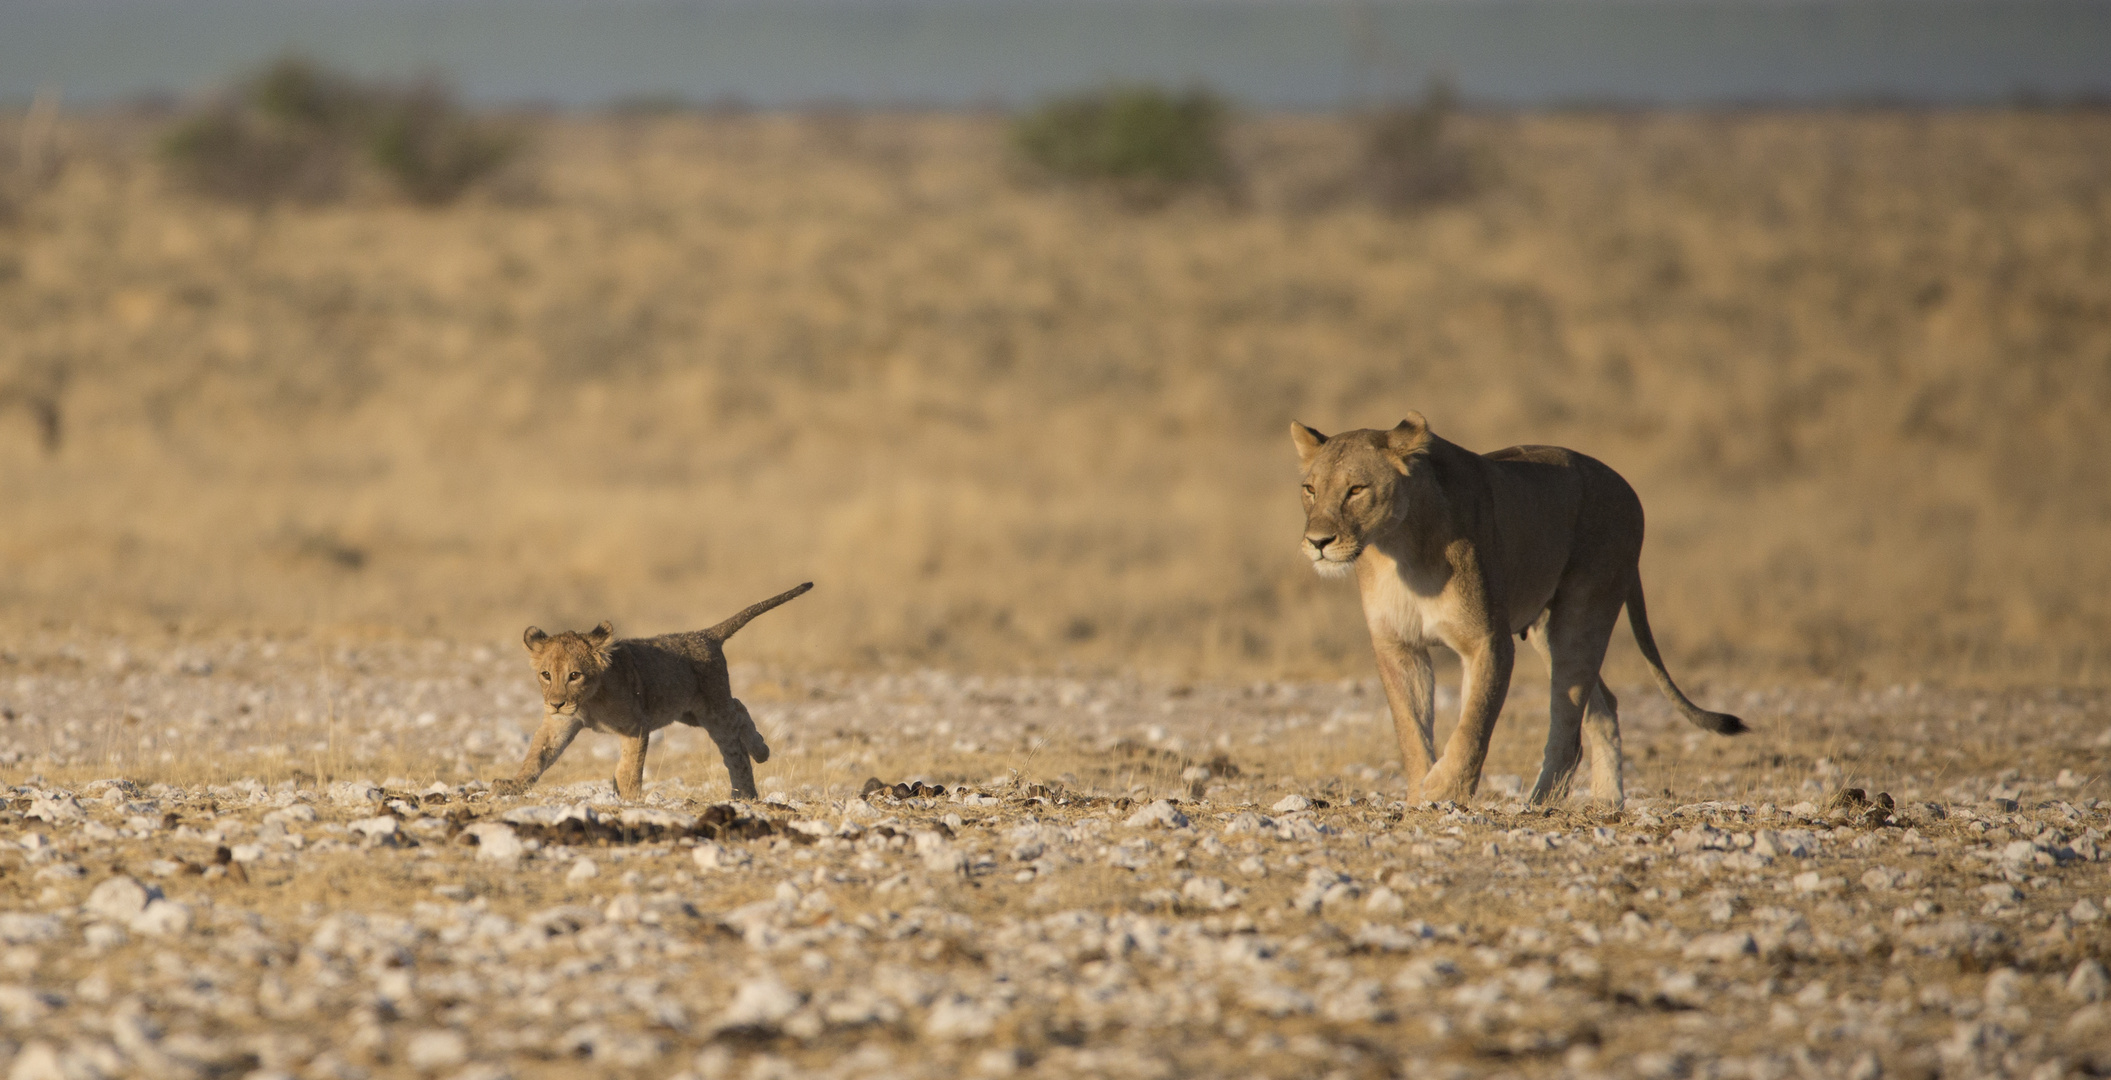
xmin=1309 ymin=555 xmax=1357 ymax=579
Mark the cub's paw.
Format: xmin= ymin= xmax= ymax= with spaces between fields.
xmin=490 ymin=778 xmax=530 ymax=797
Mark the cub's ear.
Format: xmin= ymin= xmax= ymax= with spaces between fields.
xmin=1290 ymin=421 xmax=1329 ymax=465
xmin=586 ymin=621 xmax=614 ymax=647
xmin=523 ymin=627 xmax=548 ymax=651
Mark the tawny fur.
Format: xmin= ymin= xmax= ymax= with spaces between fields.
xmin=500 ymin=582 xmax=812 ymax=801
xmin=1292 ymin=415 xmax=1742 ymax=809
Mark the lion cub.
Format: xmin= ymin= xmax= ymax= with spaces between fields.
xmin=501 ymin=582 xmax=812 ymax=801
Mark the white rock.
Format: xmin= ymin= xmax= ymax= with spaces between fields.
xmin=501 ymin=803 xmax=596 ymax=827
xmin=84 ymin=876 xmax=159 ymax=923
xmin=24 ymin=798 xmax=83 ymax=824
xmin=618 ymin=807 xmax=698 ymax=831
xmin=2068 ymin=959 xmax=2109 ymax=1003
xmin=923 ymin=995 xmax=999 ymax=1040
xmin=1683 ymin=931 xmax=1758 ymax=961
xmin=1180 ymin=876 xmax=1242 ymax=911
xmin=130 ymin=901 xmax=193 ymax=937
xmin=566 ymin=858 xmax=600 ymax=884
xmin=0 ymin=914 xmax=62 ymax=944
xmin=1271 ymin=795 xmax=1312 ymax=813
xmin=1978 ymin=882 xmax=2023 ymax=904
xmin=1363 ymin=886 xmax=1406 ymax=918
xmin=2073 ymin=899 xmax=2105 ymax=923
xmin=328 ymin=781 xmax=382 ymax=807
xmin=403 ymin=1029 xmax=469 ymax=1071
xmin=692 ymin=842 xmax=749 ymax=871
xmin=1240 ymin=981 xmax=1317 ymax=1016
xmin=1123 ymin=800 xmax=1189 ymax=829
xmin=348 ymin=816 xmax=400 ymax=842
xmin=715 ymin=977 xmax=803 ymax=1031
xmin=465 ymin=823 xmax=525 ymax=865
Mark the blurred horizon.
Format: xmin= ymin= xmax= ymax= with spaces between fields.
xmin=5 ymin=0 xmax=2110 ymax=111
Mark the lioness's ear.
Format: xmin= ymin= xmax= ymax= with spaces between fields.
xmin=1385 ymin=412 xmax=1433 ymax=469
xmin=523 ymin=627 xmax=548 ymax=651
xmin=587 ymin=621 xmax=614 ymax=647
xmin=1387 ymin=412 xmax=1431 ymax=449
xmin=1290 ymin=421 xmax=1329 ymax=465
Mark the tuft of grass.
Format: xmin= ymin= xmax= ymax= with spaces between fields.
xmin=1012 ymin=85 xmax=1233 ymax=203
xmin=161 ymin=55 xmax=522 ymax=208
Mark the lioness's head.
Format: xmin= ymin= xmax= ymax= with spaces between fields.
xmin=522 ymin=622 xmax=614 ymax=714
xmin=1290 ymin=414 xmax=1434 ymax=577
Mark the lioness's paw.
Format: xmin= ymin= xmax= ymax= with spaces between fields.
xmin=1413 ymin=767 xmax=1476 ymax=805
xmin=491 ymin=778 xmax=529 ymax=797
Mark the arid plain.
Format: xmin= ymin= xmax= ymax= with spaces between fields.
xmin=0 ymin=107 xmax=2106 ymax=1079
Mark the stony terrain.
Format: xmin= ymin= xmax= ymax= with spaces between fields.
xmin=0 ymin=638 xmax=2105 ymax=1079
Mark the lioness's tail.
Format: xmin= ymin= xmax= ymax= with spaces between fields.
xmin=705 ymin=582 xmax=814 ymax=642
xmin=1626 ymin=578 xmax=1747 ymax=735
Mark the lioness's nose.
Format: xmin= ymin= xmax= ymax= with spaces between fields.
xmin=1306 ymin=534 xmax=1335 ymax=553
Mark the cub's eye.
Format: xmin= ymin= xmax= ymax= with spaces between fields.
xmin=568 ymin=672 xmax=583 ymax=682
xmin=1347 ymin=485 xmax=1368 ymax=497
xmin=540 ymin=671 xmax=550 ymax=681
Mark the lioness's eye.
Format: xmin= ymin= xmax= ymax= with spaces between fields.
xmin=1347 ymin=485 xmax=1368 ymax=497
xmin=1301 ymin=485 xmax=1315 ymax=496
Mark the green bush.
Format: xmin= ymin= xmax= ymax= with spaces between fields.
xmin=367 ymin=82 xmax=521 ymax=206
xmin=162 ymin=56 xmax=521 ymax=208
xmin=1012 ymin=86 xmax=1232 ymax=200
xmin=161 ymin=57 xmax=359 ymax=206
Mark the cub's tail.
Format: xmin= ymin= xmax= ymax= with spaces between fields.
xmin=705 ymin=582 xmax=814 ymax=642
xmin=1626 ymin=577 xmax=1747 ymax=735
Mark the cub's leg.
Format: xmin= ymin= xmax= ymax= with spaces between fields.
xmin=1370 ymin=637 xmax=1437 ymax=786
xmin=730 ymin=699 xmax=770 ymax=764
xmin=1582 ymin=680 xmax=1624 ymax=808
xmin=1529 ymin=595 xmax=1621 ymax=806
xmin=614 ymin=729 xmax=650 ymax=802
xmin=700 ymin=709 xmax=761 ymax=799
xmin=501 ymin=713 xmax=585 ymax=795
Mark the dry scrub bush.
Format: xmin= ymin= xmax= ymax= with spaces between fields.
xmin=161 ymin=56 xmax=520 ymax=207
xmin=1360 ymin=79 xmax=1482 ymax=209
xmin=4 ymin=109 xmax=2111 ymax=683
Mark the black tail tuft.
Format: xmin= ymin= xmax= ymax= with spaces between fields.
xmin=1699 ymin=711 xmax=1749 ymax=736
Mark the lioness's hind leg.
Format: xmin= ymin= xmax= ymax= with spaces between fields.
xmin=1529 ymin=601 xmax=1618 ymax=806
xmin=1583 ymin=680 xmax=1624 ymax=808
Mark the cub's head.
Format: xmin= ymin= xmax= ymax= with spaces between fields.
xmin=1289 ymin=414 xmax=1435 ymax=578
xmin=522 ymin=622 xmax=615 ymax=714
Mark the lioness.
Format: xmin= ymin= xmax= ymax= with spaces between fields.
xmin=1292 ymin=415 xmax=1742 ymax=808
xmin=503 ymin=582 xmax=812 ymax=801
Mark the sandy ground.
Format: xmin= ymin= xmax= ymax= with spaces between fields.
xmin=0 ymin=638 xmax=2105 ymax=1079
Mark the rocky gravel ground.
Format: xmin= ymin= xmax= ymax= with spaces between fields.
xmin=0 ymin=637 xmax=2106 ymax=1079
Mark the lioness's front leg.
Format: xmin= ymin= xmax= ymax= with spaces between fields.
xmin=1370 ymin=639 xmax=1437 ymax=786
xmin=502 ymin=712 xmax=585 ymax=794
xmin=1416 ymin=630 xmax=1514 ymax=803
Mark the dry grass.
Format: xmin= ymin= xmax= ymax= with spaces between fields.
xmin=1 ymin=107 xmax=2109 ymax=686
